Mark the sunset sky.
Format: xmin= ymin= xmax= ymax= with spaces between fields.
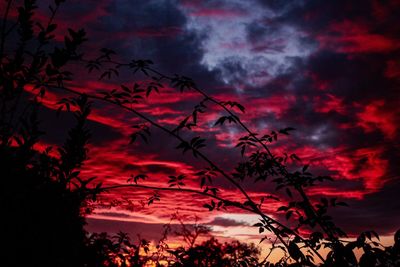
xmin=11 ymin=0 xmax=400 ymax=250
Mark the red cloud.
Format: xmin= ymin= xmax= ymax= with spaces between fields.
xmin=309 ymin=146 xmax=388 ymax=193
xmin=307 ymin=72 xmax=330 ymax=91
xmin=314 ymin=94 xmax=346 ymax=114
xmin=385 ymin=60 xmax=400 ymax=79
xmin=189 ymin=8 xmax=247 ymax=18
xmin=306 ymin=187 xmax=365 ymax=200
xmin=243 ymin=94 xmax=297 ymax=120
xmin=356 ymin=100 xmax=397 ymax=139
xmin=275 ymin=144 xmax=389 ymax=195
xmin=134 ymin=26 xmax=183 ymax=38
xmin=316 ymin=20 xmax=400 ymax=53
xmin=76 ymin=25 xmax=182 ymax=41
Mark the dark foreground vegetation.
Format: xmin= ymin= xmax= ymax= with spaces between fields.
xmin=1 ymin=1 xmax=399 ymax=266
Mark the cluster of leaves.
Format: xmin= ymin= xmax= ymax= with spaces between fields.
xmin=174 ymin=97 xmax=209 ymax=133
xmin=85 ymin=232 xmax=152 ymax=267
xmin=129 ymin=124 xmax=151 ymax=144
xmin=195 ymin=166 xmax=217 ymax=188
xmin=168 ymin=174 xmax=186 ymax=188
xmin=162 ymin=216 xmax=261 ymax=267
xmin=176 ymin=136 xmax=207 ymax=157
xmin=168 ymin=238 xmax=260 ymax=267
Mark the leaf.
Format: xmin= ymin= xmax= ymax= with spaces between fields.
xmin=336 ymin=201 xmax=349 ymax=207
xmin=47 ymin=23 xmax=57 ymax=33
xmin=190 ymin=136 xmax=206 ymax=149
xmin=121 ymin=84 xmax=130 ymax=93
xmin=200 ymin=177 xmax=206 ymax=188
xmin=286 ymin=210 xmax=293 ymax=220
xmin=99 ymin=71 xmax=109 ymax=80
xmin=290 ymin=153 xmax=301 ymax=162
xmin=277 ymin=206 xmax=288 ymax=212
xmin=286 ymin=188 xmax=293 ymax=198
xmin=209 ymin=188 xmax=219 ymax=196
xmin=371 ymin=231 xmax=380 ymax=240
xmin=288 ymin=241 xmax=303 ymax=261
xmin=279 ymin=127 xmax=296 ymax=135
xmin=223 ymin=101 xmax=246 ymax=113
xmin=176 ymin=141 xmax=190 ymax=154
xmin=203 ymin=201 xmax=215 ymax=211
xmin=148 ymin=193 xmax=160 ymax=206
xmin=214 ymin=116 xmax=227 ymax=126
xmin=129 ymin=133 xmax=137 ymax=144
xmin=259 ymin=237 xmax=267 ymax=244
xmin=235 ymin=103 xmax=245 ymax=113
xmin=128 ymin=174 xmax=148 ymax=184
xmin=302 ymin=164 xmax=309 ymax=173
xmin=265 ymin=195 xmax=280 ymax=201
xmin=365 ymin=231 xmax=372 ymax=241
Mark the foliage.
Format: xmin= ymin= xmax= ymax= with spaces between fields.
xmin=0 ymin=0 xmax=399 ymax=266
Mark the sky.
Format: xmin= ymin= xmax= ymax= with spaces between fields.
xmin=7 ymin=0 xmax=400 ymax=253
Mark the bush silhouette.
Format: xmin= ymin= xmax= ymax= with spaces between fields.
xmin=1 ymin=101 xmax=89 ymax=266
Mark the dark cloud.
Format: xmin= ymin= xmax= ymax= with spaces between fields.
xmin=123 ymin=163 xmax=177 ymax=174
xmin=86 ymin=218 xmax=167 ymax=241
xmin=95 ymin=0 xmax=207 ymax=75
xmin=95 ymin=212 xmax=132 ymax=218
xmin=40 ymin=109 xmax=122 ymax=145
xmin=207 ymin=217 xmax=250 ymax=227
xmin=259 ymin=0 xmax=375 ymax=32
xmin=332 ymin=179 xmax=400 ymax=235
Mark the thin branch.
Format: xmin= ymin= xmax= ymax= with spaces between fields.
xmin=102 ymin=183 xmax=252 ymax=210
xmin=47 ymin=82 xmax=325 ymax=263
xmin=0 ymin=0 xmax=13 ymax=59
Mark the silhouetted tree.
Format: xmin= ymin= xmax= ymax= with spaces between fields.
xmin=167 ymin=237 xmax=259 ymax=267
xmin=0 ymin=1 xmax=97 ymax=266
